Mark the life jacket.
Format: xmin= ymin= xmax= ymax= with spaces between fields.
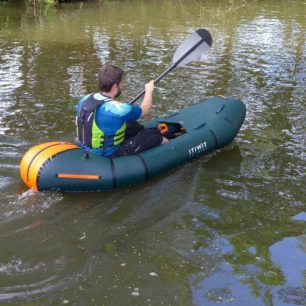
xmin=76 ymin=94 xmax=126 ymax=150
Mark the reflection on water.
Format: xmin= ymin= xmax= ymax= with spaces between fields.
xmin=0 ymin=0 xmax=305 ymax=305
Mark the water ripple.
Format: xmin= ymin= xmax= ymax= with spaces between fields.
xmin=0 ymin=43 xmax=24 ymax=95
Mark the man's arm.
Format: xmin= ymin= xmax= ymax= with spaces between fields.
xmin=140 ymin=80 xmax=154 ymax=118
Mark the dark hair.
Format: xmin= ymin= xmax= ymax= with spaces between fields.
xmin=98 ymin=65 xmax=124 ymax=92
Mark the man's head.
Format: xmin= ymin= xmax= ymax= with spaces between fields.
xmin=98 ymin=65 xmax=124 ymax=98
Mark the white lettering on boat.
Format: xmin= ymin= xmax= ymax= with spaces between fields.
xmin=188 ymin=141 xmax=207 ymax=156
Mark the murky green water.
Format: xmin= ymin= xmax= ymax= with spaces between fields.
xmin=0 ymin=0 xmax=305 ymax=305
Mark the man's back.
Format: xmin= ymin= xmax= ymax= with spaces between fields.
xmin=77 ymin=93 xmax=142 ymax=156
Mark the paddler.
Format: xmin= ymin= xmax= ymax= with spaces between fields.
xmin=76 ymin=64 xmax=166 ymax=157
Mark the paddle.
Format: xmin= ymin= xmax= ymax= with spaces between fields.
xmin=129 ymin=28 xmax=213 ymax=104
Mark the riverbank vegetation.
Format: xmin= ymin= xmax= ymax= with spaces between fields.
xmin=1 ymin=0 xmax=257 ymax=4
xmin=0 ymin=0 xmax=88 ymax=5
xmin=0 ymin=0 xmax=96 ymax=3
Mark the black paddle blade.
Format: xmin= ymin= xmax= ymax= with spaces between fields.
xmin=196 ymin=29 xmax=213 ymax=47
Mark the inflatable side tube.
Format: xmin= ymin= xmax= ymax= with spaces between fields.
xmin=20 ymin=142 xmax=79 ymax=191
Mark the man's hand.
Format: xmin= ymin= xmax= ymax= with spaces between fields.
xmin=145 ymin=80 xmax=154 ymax=93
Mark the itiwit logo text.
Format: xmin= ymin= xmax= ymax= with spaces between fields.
xmin=188 ymin=141 xmax=208 ymax=157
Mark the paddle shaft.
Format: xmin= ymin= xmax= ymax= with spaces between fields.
xmin=129 ymin=36 xmax=206 ymax=105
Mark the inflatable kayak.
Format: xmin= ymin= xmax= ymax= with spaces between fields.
xmin=20 ymin=96 xmax=246 ymax=192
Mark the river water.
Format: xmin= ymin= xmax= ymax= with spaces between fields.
xmin=0 ymin=0 xmax=305 ymax=305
